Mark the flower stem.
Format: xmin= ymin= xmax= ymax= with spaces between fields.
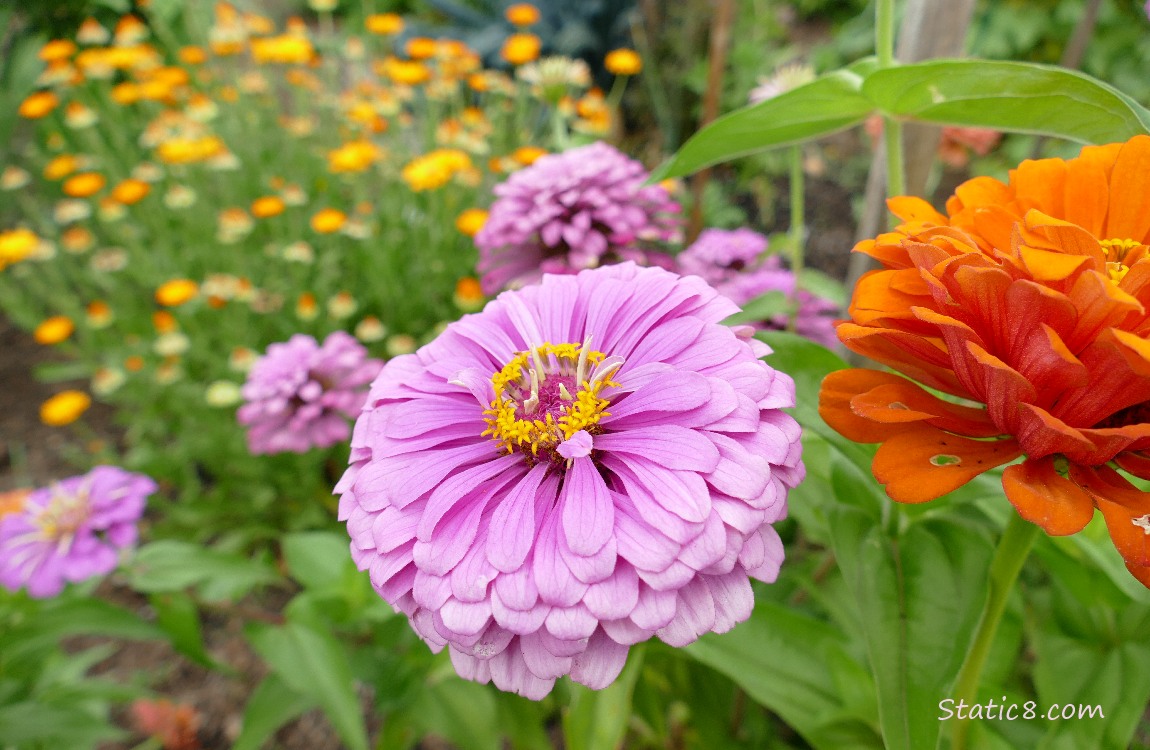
xmin=787 ymin=144 xmax=805 ymax=332
xmin=875 ymin=0 xmax=905 ymax=202
xmin=950 ymin=512 xmax=1040 ymax=750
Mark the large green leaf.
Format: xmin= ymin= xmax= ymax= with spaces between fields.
xmin=686 ymin=601 xmax=881 ymax=750
xmin=281 ymin=531 xmax=353 ymax=592
xmin=232 ymin=674 xmax=317 ymax=750
xmin=0 ymin=701 xmax=124 ymax=747
xmin=863 ymin=60 xmax=1150 ymax=144
xmin=150 ymin=592 xmax=218 ymax=669
xmin=247 ymin=621 xmax=369 ymax=750
xmin=409 ymin=677 xmax=502 ymax=750
xmin=829 ymin=509 xmax=994 ymax=750
xmin=126 ymin=540 xmax=280 ymax=601
xmin=652 ymin=69 xmax=873 ymax=180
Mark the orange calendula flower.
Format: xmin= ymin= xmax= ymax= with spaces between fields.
xmin=818 ymin=135 xmax=1150 ymax=587
xmin=513 ymin=145 xmax=547 ymax=165
xmin=43 ymin=154 xmax=79 ymax=180
xmin=111 ymin=178 xmax=150 ymax=205
xmin=19 ymin=90 xmax=58 ymax=119
xmin=34 ymin=316 xmax=75 ymax=345
xmin=604 ymin=48 xmax=642 ymax=76
xmin=63 ymin=172 xmax=106 ymax=198
xmin=366 ymin=13 xmax=404 ymax=35
xmin=40 ymin=39 xmax=77 ymax=63
xmin=500 ymin=33 xmax=541 ymax=65
xmin=41 ymin=390 xmax=92 ymax=426
xmin=0 ymin=488 xmax=31 ymax=519
xmin=0 ymin=229 xmax=40 ymax=270
xmin=251 ymin=195 xmax=286 ymax=218
xmin=455 ymin=208 xmax=488 ymax=237
xmin=155 ymin=279 xmax=199 ymax=307
xmin=250 ymin=35 xmax=314 ymax=64
xmin=505 ymin=3 xmax=541 ymax=26
xmin=404 ymin=37 xmax=438 ymax=60
xmin=453 ymin=276 xmax=485 ymax=311
xmin=311 ymin=208 xmax=346 ymax=234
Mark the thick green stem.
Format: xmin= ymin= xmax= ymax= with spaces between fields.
xmin=876 ymin=0 xmax=896 ymax=67
xmin=787 ymin=145 xmax=805 ymax=332
xmin=950 ymin=513 xmax=1040 ymax=750
xmin=875 ymin=0 xmax=905 ymax=210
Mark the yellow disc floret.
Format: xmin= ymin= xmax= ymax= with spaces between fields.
xmin=481 ymin=338 xmax=621 ymax=458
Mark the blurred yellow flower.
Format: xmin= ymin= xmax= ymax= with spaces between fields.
xmin=453 ymin=276 xmax=485 ymax=311
xmin=179 ymin=45 xmax=207 ymax=65
xmin=455 ymin=208 xmax=488 ymax=237
xmin=155 ymin=279 xmax=199 ymax=307
xmin=605 ymin=48 xmax=642 ymax=76
xmin=355 ymin=316 xmax=387 ymax=342
xmin=401 ymin=148 xmax=473 ymax=191
xmin=308 ymin=0 xmax=337 ymax=11
xmin=380 ymin=56 xmax=430 ymax=85
xmin=0 ymin=489 xmax=31 ymax=520
xmin=43 ymin=154 xmax=79 ymax=180
xmin=39 ymin=39 xmax=77 ymax=63
xmin=251 ymin=195 xmax=286 ymax=218
xmin=505 ymin=4 xmax=541 ymax=26
xmin=157 ymin=135 xmax=225 ymax=164
xmin=1 ymin=166 xmax=31 ymax=190
xmin=366 ymin=13 xmax=404 ymax=35
xmin=86 ymin=300 xmax=114 ymax=328
xmin=251 ymin=35 xmax=314 ymax=64
xmin=64 ymin=101 xmax=98 ymax=128
xmin=296 ymin=291 xmax=319 ymax=320
xmin=113 ymin=15 xmax=149 ymax=45
xmin=34 ymin=316 xmax=74 ymax=345
xmin=328 ymin=140 xmax=382 ymax=173
xmin=63 ymin=172 xmax=106 ymax=198
xmin=111 ymin=81 xmax=142 ymax=105
xmin=311 ymin=208 xmax=347 ymax=233
xmin=77 ymin=18 xmax=111 ymax=45
xmin=501 ymin=33 xmax=541 ymax=65
xmin=62 ymin=226 xmax=95 ymax=254
xmin=326 ymin=290 xmax=358 ymax=319
xmin=0 ymin=229 xmax=40 ymax=270
xmin=513 ymin=145 xmax=547 ymax=165
xmin=405 ymin=37 xmax=438 ymax=60
xmin=18 ymin=90 xmax=58 ymax=119
xmin=40 ymin=391 xmax=92 ymax=426
xmin=152 ymin=310 xmax=178 ymax=333
xmin=111 ymin=178 xmax=150 ymax=205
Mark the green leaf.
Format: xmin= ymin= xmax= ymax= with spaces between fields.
xmin=799 ymin=267 xmax=848 ymax=308
xmin=563 ymin=646 xmax=646 ymax=750
xmin=0 ymin=701 xmax=124 ymax=746
xmin=4 ymin=597 xmax=162 ymax=665
xmin=864 ymin=60 xmax=1150 ymax=144
xmin=281 ymin=531 xmax=352 ymax=591
xmin=652 ymin=70 xmax=873 ymax=179
xmin=247 ymin=621 xmax=369 ymax=750
xmin=828 ymin=509 xmax=994 ymax=750
xmin=686 ymin=602 xmax=881 ymax=750
xmin=723 ymin=291 xmax=790 ymax=325
xmin=150 ymin=592 xmax=217 ymax=669
xmin=232 ymin=674 xmax=318 ymax=750
xmin=410 ymin=677 xmax=501 ymax=750
xmin=495 ymin=692 xmax=553 ymax=750
xmin=126 ymin=540 xmax=280 ymax=601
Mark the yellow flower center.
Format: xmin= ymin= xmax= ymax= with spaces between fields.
xmin=481 ymin=338 xmax=622 ymax=459
xmin=1101 ymin=237 xmax=1142 ymax=283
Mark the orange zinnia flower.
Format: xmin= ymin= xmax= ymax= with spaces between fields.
xmin=818 ymin=135 xmax=1150 ymax=587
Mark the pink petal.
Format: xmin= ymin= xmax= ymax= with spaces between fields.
xmin=656 ymin=578 xmax=717 ymax=647
xmin=534 ymin=507 xmax=589 ymax=607
xmin=560 ymin=457 xmax=614 ymax=556
xmin=487 ymin=465 xmax=550 ymax=573
xmin=570 ymin=630 xmax=630 ymax=689
xmin=594 ymin=425 xmax=720 ymax=473
xmin=583 ymin=563 xmax=639 ymax=620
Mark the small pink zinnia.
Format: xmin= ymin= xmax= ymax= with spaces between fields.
xmin=238 ymin=331 xmax=383 ymax=455
xmin=679 ymin=228 xmax=839 ymax=347
xmin=0 ymin=466 xmax=155 ymax=598
xmin=337 ymin=263 xmax=803 ymax=698
xmin=475 ymin=142 xmax=682 ymax=294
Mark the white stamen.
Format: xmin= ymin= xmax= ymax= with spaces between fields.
xmin=1133 ymin=514 xmax=1150 ymax=535
xmin=576 ymin=334 xmax=592 ymax=386
xmin=523 ymin=367 xmax=540 ymax=414
xmin=559 ymin=383 xmax=574 ymax=400
xmin=588 ymin=355 xmax=624 ymax=387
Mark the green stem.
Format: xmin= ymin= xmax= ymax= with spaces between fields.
xmin=875 ymin=0 xmax=905 ymax=207
xmin=787 ymin=144 xmax=804 ymax=332
xmin=950 ymin=513 xmax=1040 ymax=750
xmin=876 ymin=0 xmax=896 ymax=67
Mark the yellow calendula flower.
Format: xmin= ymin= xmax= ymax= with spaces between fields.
xmin=296 ymin=291 xmax=319 ymax=320
xmin=40 ymin=391 xmax=92 ymax=426
xmin=513 ymin=146 xmax=547 ymax=165
xmin=500 ymin=33 xmax=541 ymax=65
xmin=0 ymin=229 xmax=39 ymax=270
xmin=61 ymin=226 xmax=95 ymax=254
xmin=111 ymin=178 xmax=150 ymax=205
xmin=405 ymin=37 xmax=438 ymax=60
xmin=18 ymin=90 xmax=59 ymax=119
xmin=34 ymin=316 xmax=75 ymax=345
xmin=179 ymin=45 xmax=207 ymax=65
xmin=63 ymin=172 xmax=106 ymax=198
xmin=505 ymin=3 xmax=541 ymax=26
xmin=39 ymin=39 xmax=77 ymax=63
xmin=251 ymin=195 xmax=286 ymax=218
xmin=43 ymin=154 xmax=79 ymax=180
xmin=604 ymin=48 xmax=642 ymax=76
xmin=311 ymin=208 xmax=347 ymax=234
xmin=366 ymin=13 xmax=403 ymax=35
xmin=380 ymin=56 xmax=430 ymax=85
xmin=401 ymin=149 xmax=473 ymax=191
xmin=251 ymin=35 xmax=314 ymax=64
xmin=327 ymin=140 xmax=382 ymax=173
xmin=77 ymin=18 xmax=111 ymax=45
xmin=155 ymin=279 xmax=199 ymax=307
xmin=455 ymin=208 xmax=488 ymax=237
xmin=453 ymin=276 xmax=485 ymax=311
xmin=86 ymin=300 xmax=114 ymax=328
xmin=157 ymin=135 xmax=226 ymax=164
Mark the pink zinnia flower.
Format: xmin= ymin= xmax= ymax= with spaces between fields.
xmin=475 ymin=142 xmax=682 ymax=294
xmin=0 ymin=466 xmax=155 ymax=598
xmin=336 ymin=263 xmax=803 ymax=698
xmin=239 ymin=331 xmax=383 ymax=455
xmin=680 ymin=228 xmax=839 ymax=348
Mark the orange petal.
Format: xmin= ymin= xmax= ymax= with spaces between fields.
xmin=818 ymin=369 xmax=909 ymax=443
xmin=1015 ymin=402 xmax=1095 ymax=460
xmin=1012 ymin=159 xmax=1066 ymax=217
xmin=850 ymin=381 xmax=1001 ymax=437
xmin=1002 ymin=457 xmax=1094 ymax=535
xmin=1061 ymin=157 xmax=1109 ymax=238
xmin=1104 ymin=135 xmax=1150 ymax=243
xmin=1114 ymin=452 xmax=1150 ymax=481
xmin=872 ymin=425 xmax=1021 ymax=503
xmin=1070 ymin=463 xmax=1150 ymax=568
xmin=1020 ymin=210 xmax=1104 ymax=260
xmin=836 ymin=323 xmax=969 ymax=397
xmin=887 ymin=195 xmax=948 ymax=225
xmin=1015 ymin=244 xmax=1093 ymax=281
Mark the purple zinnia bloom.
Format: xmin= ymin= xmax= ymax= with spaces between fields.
xmin=475 ymin=142 xmax=682 ymax=294
xmin=0 ymin=466 xmax=155 ymax=598
xmin=239 ymin=331 xmax=383 ymax=455
xmin=679 ymin=228 xmax=839 ymax=348
xmin=336 ymin=263 xmax=803 ymax=699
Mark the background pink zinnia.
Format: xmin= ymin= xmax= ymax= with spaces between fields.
xmin=337 ymin=263 xmax=803 ymax=698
